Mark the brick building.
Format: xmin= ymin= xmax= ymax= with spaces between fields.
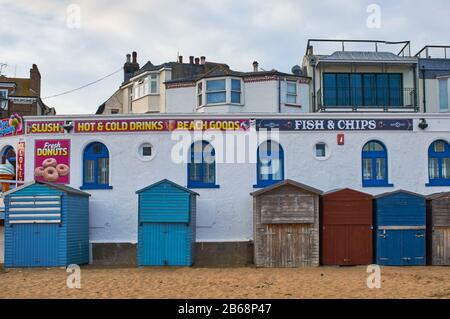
xmin=0 ymin=64 xmax=55 ymax=118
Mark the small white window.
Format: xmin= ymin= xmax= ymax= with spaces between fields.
xmin=197 ymin=82 xmax=203 ymax=106
xmin=0 ymin=89 xmax=8 ymax=110
xmin=150 ymin=75 xmax=158 ymax=94
xmin=138 ymin=143 xmax=155 ymax=161
xmin=287 ymin=81 xmax=297 ymax=104
xmin=314 ymin=142 xmax=329 ymax=160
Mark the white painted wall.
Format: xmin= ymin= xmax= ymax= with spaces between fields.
xmin=166 ymin=80 xmax=310 ymax=114
xmin=420 ymin=79 xmax=450 ymax=113
xmin=1 ymin=114 xmax=445 ymax=247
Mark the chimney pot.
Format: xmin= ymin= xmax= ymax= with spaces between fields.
xmin=132 ymin=51 xmax=137 ymax=64
xmin=189 ymin=56 xmax=194 ymax=64
xmin=126 ymin=54 xmax=131 ymax=63
xmin=200 ymin=56 xmax=206 ymax=65
xmin=195 ymin=57 xmax=200 ymax=65
xmin=178 ymin=55 xmax=183 ymax=63
xmin=252 ymin=61 xmax=259 ymax=72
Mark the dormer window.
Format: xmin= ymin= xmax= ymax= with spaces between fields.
xmin=133 ymin=74 xmax=158 ymax=100
xmin=197 ymin=78 xmax=243 ymax=107
xmin=150 ymin=74 xmax=158 ymax=94
xmin=206 ymin=79 xmax=226 ymax=104
xmin=231 ymin=79 xmax=241 ymax=104
xmin=197 ymin=82 xmax=203 ymax=106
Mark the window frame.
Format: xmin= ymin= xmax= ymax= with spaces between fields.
xmin=187 ymin=141 xmax=219 ymax=189
xmin=361 ymin=140 xmax=393 ymax=188
xmin=231 ymin=78 xmax=242 ymax=104
xmin=254 ymin=140 xmax=285 ymax=188
xmin=0 ymin=89 xmax=8 ymax=110
xmin=206 ymin=79 xmax=227 ymax=105
xmin=197 ymin=77 xmax=244 ymax=107
xmin=81 ymin=142 xmax=112 ymax=190
xmin=323 ymin=73 xmax=404 ymax=107
xmin=427 ymin=140 xmax=450 ymax=186
xmin=439 ymin=78 xmax=449 ymax=111
xmin=149 ymin=74 xmax=159 ymax=95
xmin=286 ymin=81 xmax=298 ymax=105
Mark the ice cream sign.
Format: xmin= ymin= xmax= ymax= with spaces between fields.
xmin=34 ymin=139 xmax=71 ymax=184
xmin=0 ymin=114 xmax=23 ymax=137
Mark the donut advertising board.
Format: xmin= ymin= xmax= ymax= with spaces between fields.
xmin=34 ymin=139 xmax=70 ymax=184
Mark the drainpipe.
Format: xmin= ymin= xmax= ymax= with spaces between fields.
xmin=312 ymin=64 xmax=317 ymax=112
xmin=278 ymin=77 xmax=281 ymax=113
xmin=413 ymin=64 xmax=419 ymax=112
xmin=421 ymin=65 xmax=427 ymax=113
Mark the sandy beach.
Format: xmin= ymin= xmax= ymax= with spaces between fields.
xmin=0 ymin=266 xmax=449 ymax=299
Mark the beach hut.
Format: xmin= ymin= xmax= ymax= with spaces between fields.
xmin=374 ymin=190 xmax=426 ymax=266
xmin=4 ymin=181 xmax=90 ymax=268
xmin=321 ymin=188 xmax=373 ymax=266
xmin=251 ymin=180 xmax=322 ymax=268
xmin=427 ymin=192 xmax=450 ymax=265
xmin=136 ymin=179 xmax=198 ymax=266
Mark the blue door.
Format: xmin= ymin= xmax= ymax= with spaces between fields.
xmin=139 ymin=223 xmax=189 ymax=266
xmin=401 ymin=230 xmax=426 ymax=266
xmin=377 ymin=229 xmax=402 ymax=265
xmin=376 ymin=229 xmax=426 ymax=266
xmin=12 ymin=224 xmax=59 ymax=267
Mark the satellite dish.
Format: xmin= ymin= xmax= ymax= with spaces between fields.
xmin=291 ymin=65 xmax=302 ymax=75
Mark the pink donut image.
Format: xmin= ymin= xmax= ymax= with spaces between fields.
xmin=43 ymin=166 xmax=59 ymax=182
xmin=56 ymin=164 xmax=70 ymax=177
xmin=34 ymin=166 xmax=45 ymax=178
xmin=42 ymin=158 xmax=58 ymax=168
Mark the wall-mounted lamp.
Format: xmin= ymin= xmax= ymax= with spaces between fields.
xmin=63 ymin=121 xmax=74 ymax=133
xmin=418 ymin=118 xmax=428 ymax=130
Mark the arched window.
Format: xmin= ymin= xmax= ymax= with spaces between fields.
xmin=188 ymin=141 xmax=218 ymax=188
xmin=81 ymin=142 xmax=111 ymax=189
xmin=362 ymin=141 xmax=391 ymax=187
xmin=255 ymin=140 xmax=284 ymax=188
xmin=2 ymin=145 xmax=16 ymax=166
xmin=428 ymin=140 xmax=450 ymax=186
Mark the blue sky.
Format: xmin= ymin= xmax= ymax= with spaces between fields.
xmin=1 ymin=0 xmax=449 ymax=114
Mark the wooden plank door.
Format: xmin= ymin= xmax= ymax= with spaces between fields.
xmin=266 ymin=224 xmax=312 ymax=267
xmin=322 ymin=225 xmax=347 ymax=265
xmin=432 ymin=227 xmax=450 ymax=265
xmin=347 ymin=225 xmax=373 ymax=265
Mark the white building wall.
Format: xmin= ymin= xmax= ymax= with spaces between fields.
xmin=12 ymin=114 xmax=450 ymax=246
xmin=166 ymin=80 xmax=310 ymax=114
xmin=166 ymin=86 xmax=197 ymax=113
xmin=421 ymin=79 xmax=450 ymax=113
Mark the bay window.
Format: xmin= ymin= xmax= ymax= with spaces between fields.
xmin=198 ymin=78 xmax=243 ymax=106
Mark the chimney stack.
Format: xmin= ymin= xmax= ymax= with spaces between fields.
xmin=189 ymin=56 xmax=194 ymax=64
xmin=195 ymin=57 xmax=200 ymax=65
xmin=124 ymin=52 xmax=140 ymax=82
xmin=200 ymin=56 xmax=206 ymax=65
xmin=252 ymin=61 xmax=259 ymax=72
xmin=29 ymin=64 xmax=41 ymax=96
xmin=178 ymin=55 xmax=183 ymax=63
